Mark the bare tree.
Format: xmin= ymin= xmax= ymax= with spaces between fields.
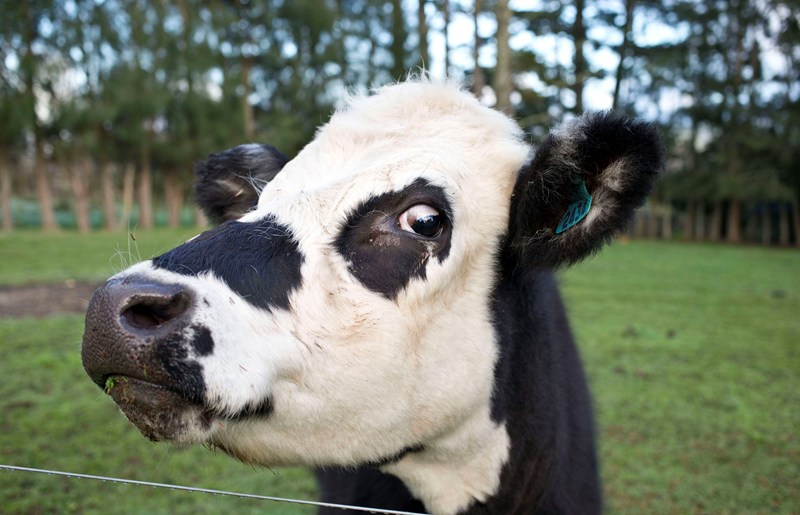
xmin=494 ymin=0 xmax=513 ymax=113
xmin=612 ymin=0 xmax=635 ymax=110
xmin=572 ymin=0 xmax=586 ymax=113
xmin=418 ymin=0 xmax=429 ymax=69
xmin=472 ymin=0 xmax=485 ymax=96
xmin=441 ymin=0 xmax=451 ymax=76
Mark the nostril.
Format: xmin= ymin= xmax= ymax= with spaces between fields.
xmin=121 ymin=292 xmax=191 ymax=330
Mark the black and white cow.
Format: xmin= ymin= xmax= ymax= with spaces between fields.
xmin=82 ymin=80 xmax=663 ymax=515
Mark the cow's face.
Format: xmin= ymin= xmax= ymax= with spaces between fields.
xmin=82 ymin=81 xmax=662 ymax=477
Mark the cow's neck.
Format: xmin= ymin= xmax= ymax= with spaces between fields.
xmin=381 ymin=408 xmax=510 ymax=515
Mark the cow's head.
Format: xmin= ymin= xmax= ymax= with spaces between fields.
xmin=82 ymin=81 xmax=661 ymax=503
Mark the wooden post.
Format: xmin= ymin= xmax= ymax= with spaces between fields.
xmin=727 ymin=198 xmax=742 ymax=244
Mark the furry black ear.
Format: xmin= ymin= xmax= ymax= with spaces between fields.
xmin=194 ymin=144 xmax=289 ymax=224
xmin=507 ymin=112 xmax=664 ymax=269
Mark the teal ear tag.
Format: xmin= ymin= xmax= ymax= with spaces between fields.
xmin=555 ymin=180 xmax=593 ymax=234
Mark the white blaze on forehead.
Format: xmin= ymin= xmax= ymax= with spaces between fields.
xmin=254 ymin=81 xmax=528 ymax=213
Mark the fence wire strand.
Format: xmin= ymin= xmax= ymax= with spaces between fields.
xmin=0 ymin=464 xmax=427 ymax=515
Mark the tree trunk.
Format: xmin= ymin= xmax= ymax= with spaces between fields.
xmin=709 ymin=200 xmax=723 ymax=242
xmin=194 ymin=205 xmax=208 ymax=229
xmin=23 ymin=0 xmax=56 ymax=231
xmin=760 ymin=207 xmax=771 ymax=246
xmin=612 ymin=0 xmax=634 ymax=110
xmin=494 ymin=0 xmax=512 ymax=113
xmin=102 ymin=162 xmax=117 ymax=230
xmin=366 ymin=31 xmax=377 ymax=86
xmin=68 ymin=159 xmax=92 ymax=234
xmin=694 ymin=201 xmax=706 ymax=241
xmin=138 ymin=139 xmax=154 ymax=230
xmin=792 ymin=198 xmax=800 ymax=248
xmin=164 ymin=172 xmax=183 ymax=228
xmin=633 ymin=211 xmax=645 ymax=238
xmin=120 ymin=162 xmax=135 ymax=230
xmin=418 ymin=0 xmax=429 ymax=69
xmin=683 ymin=201 xmax=695 ymax=241
xmin=241 ymin=55 xmax=255 ymax=141
xmin=661 ymin=198 xmax=672 ymax=240
xmin=442 ymin=0 xmax=451 ymax=76
xmin=572 ymin=0 xmax=586 ymax=113
xmin=726 ymin=198 xmax=742 ymax=244
xmin=778 ymin=202 xmax=790 ymax=246
xmin=472 ymin=0 xmax=485 ymax=96
xmin=646 ymin=197 xmax=659 ymax=238
xmin=390 ymin=0 xmax=408 ymax=80
xmin=35 ymin=143 xmax=58 ymax=231
xmin=0 ymin=157 xmax=12 ymax=231
xmin=744 ymin=202 xmax=758 ymax=243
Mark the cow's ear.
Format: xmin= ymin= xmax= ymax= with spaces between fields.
xmin=506 ymin=112 xmax=664 ymax=269
xmin=194 ymin=144 xmax=289 ymax=224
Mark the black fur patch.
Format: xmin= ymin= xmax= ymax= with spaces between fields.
xmin=155 ymin=330 xmax=206 ymax=404
xmin=485 ymin=270 xmax=602 ymax=513
xmin=226 ymin=397 xmax=274 ymax=421
xmin=314 ymin=467 xmax=426 ymax=515
xmin=152 ymin=216 xmax=304 ymax=311
xmin=190 ymin=325 xmax=214 ymax=357
xmin=334 ymin=179 xmax=452 ymax=299
xmin=194 ymin=144 xmax=288 ymax=224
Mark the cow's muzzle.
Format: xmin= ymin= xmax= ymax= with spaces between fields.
xmin=81 ymin=275 xmax=209 ymax=440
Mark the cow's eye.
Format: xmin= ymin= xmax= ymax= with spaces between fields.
xmin=398 ymin=204 xmax=443 ymax=237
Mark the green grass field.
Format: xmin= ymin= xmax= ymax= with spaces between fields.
xmin=1 ymin=229 xmax=798 ymax=513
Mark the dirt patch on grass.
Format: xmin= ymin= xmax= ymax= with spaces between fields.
xmin=0 ymin=280 xmax=100 ymax=318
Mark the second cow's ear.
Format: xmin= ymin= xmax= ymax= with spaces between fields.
xmin=194 ymin=144 xmax=289 ymax=224
xmin=506 ymin=112 xmax=664 ymax=270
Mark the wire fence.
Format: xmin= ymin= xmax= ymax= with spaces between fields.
xmin=0 ymin=464 xmax=428 ymax=515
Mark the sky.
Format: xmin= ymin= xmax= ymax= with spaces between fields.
xmin=419 ymin=0 xmax=791 ymax=122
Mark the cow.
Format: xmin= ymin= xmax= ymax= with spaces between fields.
xmin=81 ymin=80 xmax=663 ymax=515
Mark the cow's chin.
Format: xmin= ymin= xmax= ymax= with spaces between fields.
xmin=106 ymin=376 xmax=213 ymax=444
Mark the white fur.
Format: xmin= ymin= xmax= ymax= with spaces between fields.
xmin=114 ymin=81 xmax=531 ymax=514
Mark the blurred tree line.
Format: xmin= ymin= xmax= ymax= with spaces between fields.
xmin=0 ymin=0 xmax=798 ymax=246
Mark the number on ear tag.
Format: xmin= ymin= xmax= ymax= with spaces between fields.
xmin=555 ymin=180 xmax=593 ymax=234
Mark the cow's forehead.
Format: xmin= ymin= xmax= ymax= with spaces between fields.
xmin=254 ymin=81 xmax=529 ymax=215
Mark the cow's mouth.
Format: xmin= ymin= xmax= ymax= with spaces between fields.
xmin=103 ymin=374 xmax=212 ymax=442
xmin=102 ymin=374 xmax=273 ymax=442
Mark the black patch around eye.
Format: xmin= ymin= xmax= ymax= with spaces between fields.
xmin=152 ymin=216 xmax=304 ymax=311
xmin=334 ymin=179 xmax=452 ymax=299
